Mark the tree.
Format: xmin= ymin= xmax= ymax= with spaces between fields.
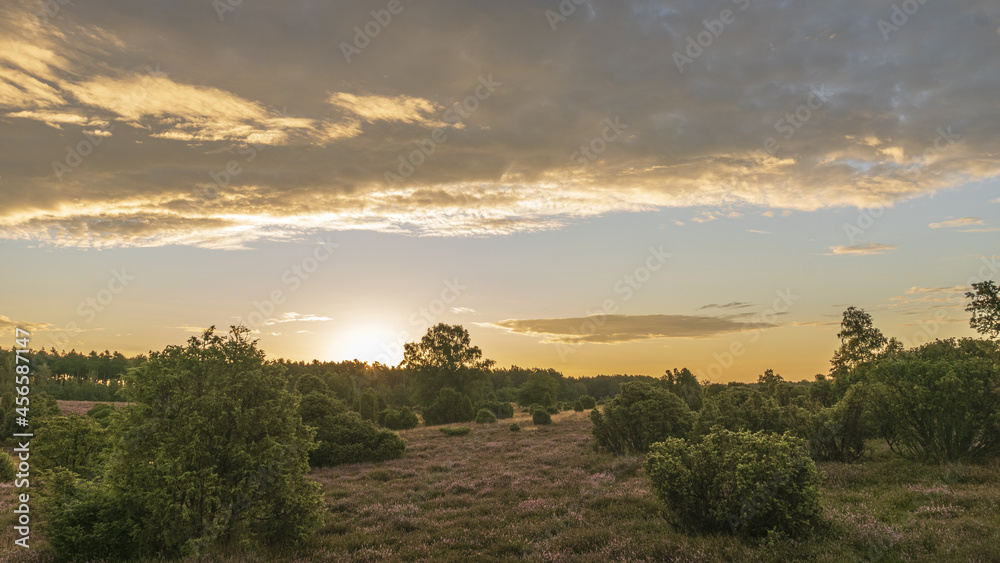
xmin=43 ymin=326 xmax=324 ymax=559
xmin=662 ymin=367 xmax=703 ymax=411
xmin=422 ymin=387 xmax=475 ymax=425
xmin=403 ymin=324 xmax=494 ymax=404
xmin=591 ymin=381 xmax=695 ymax=455
xmin=966 ymin=281 xmax=1000 ymax=340
xmin=517 ymin=371 xmax=560 ymax=406
xmin=830 ymin=307 xmax=889 ymax=392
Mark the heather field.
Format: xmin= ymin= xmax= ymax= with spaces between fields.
xmin=4 ymin=403 xmax=999 ymax=562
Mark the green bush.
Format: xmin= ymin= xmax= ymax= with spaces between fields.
xmin=381 ymin=407 xmax=420 ymax=430
xmin=545 ymin=405 xmax=559 ymax=415
xmin=440 ymin=426 xmax=471 ymax=436
xmin=528 ymin=403 xmax=544 ymax=415
xmin=808 ymin=384 xmax=870 ymax=462
xmin=645 ymin=429 xmax=822 ymax=538
xmin=476 ymin=400 xmax=514 ymax=419
xmin=475 ymin=408 xmax=497 ymax=424
xmin=0 ymin=451 xmax=15 ymax=483
xmin=573 ymin=400 xmax=584 ymax=412
xmin=579 ymin=395 xmax=596 ymax=409
xmin=693 ymin=386 xmax=785 ymax=437
xmin=590 ymin=381 xmax=694 ymax=455
xmin=309 ymin=411 xmax=405 ymax=467
xmin=509 ymin=423 xmax=521 ymax=432
xmin=422 ymin=388 xmax=475 ymax=426
xmin=532 ymin=409 xmax=552 ymax=425
xmin=34 ymin=415 xmax=108 ymax=479
xmin=85 ymin=403 xmax=117 ymax=427
xmin=868 ymin=338 xmax=1000 ymax=462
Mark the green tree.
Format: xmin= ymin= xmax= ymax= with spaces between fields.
xmin=34 ymin=415 xmax=108 ymax=479
xmin=591 ymin=381 xmax=695 ymax=455
xmin=43 ymin=326 xmax=324 ymax=559
xmin=422 ymin=387 xmax=475 ymax=425
xmin=403 ymin=324 xmax=494 ymax=404
xmin=517 ymin=371 xmax=560 ymax=406
xmin=966 ymin=281 xmax=1000 ymax=340
xmin=694 ymin=386 xmax=786 ymax=437
xmin=662 ymin=367 xmax=704 ymax=411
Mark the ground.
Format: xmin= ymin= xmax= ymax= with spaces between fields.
xmin=1 ymin=402 xmax=998 ymax=561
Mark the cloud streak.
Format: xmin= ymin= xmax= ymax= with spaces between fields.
xmin=488 ymin=314 xmax=777 ymax=344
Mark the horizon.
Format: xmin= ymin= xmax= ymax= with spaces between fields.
xmin=2 ymin=0 xmax=998 ymax=383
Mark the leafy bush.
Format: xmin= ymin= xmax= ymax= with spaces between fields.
xmin=645 ymin=430 xmax=822 ymax=538
xmin=532 ymin=409 xmax=552 ymax=425
xmin=693 ymin=386 xmax=786 ymax=437
xmin=422 ymin=388 xmax=475 ymax=426
xmin=440 ymin=426 xmax=471 ymax=436
xmin=517 ymin=372 xmax=560 ymax=406
xmin=0 ymin=451 xmax=15 ymax=482
xmin=545 ymin=405 xmax=559 ymax=415
xmin=85 ymin=403 xmax=117 ymax=427
xmin=509 ymin=423 xmax=521 ymax=432
xmin=868 ymin=338 xmax=1000 ymax=462
xmin=528 ymin=403 xmax=544 ymax=414
xmin=475 ymin=408 xmax=497 ymax=424
xmin=579 ymin=395 xmax=596 ymax=409
xmin=590 ymin=381 xmax=694 ymax=455
xmin=808 ymin=384 xmax=870 ymax=462
xmin=475 ymin=400 xmax=514 ymax=419
xmin=573 ymin=400 xmax=584 ymax=412
xmin=34 ymin=415 xmax=108 ymax=479
xmin=381 ymin=407 xmax=420 ymax=430
xmin=306 ymin=406 xmax=406 ymax=467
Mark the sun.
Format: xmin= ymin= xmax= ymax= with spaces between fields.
xmin=327 ymin=323 xmax=401 ymax=365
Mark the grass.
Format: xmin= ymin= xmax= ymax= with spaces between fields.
xmin=3 ymin=405 xmax=999 ymax=561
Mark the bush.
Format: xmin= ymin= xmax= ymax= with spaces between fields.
xmin=868 ymin=338 xmax=1000 ymax=462
xmin=693 ymin=386 xmax=785 ymax=437
xmin=590 ymin=381 xmax=694 ymax=455
xmin=85 ymin=403 xmax=117 ymax=427
xmin=808 ymin=384 xmax=870 ymax=462
xmin=545 ymin=405 xmax=559 ymax=415
xmin=34 ymin=415 xmax=108 ymax=479
xmin=579 ymin=395 xmax=596 ymax=409
xmin=422 ymin=388 xmax=475 ymax=426
xmin=645 ymin=430 xmax=822 ymax=538
xmin=440 ymin=426 xmax=471 ymax=436
xmin=0 ymin=451 xmax=15 ymax=482
xmin=475 ymin=408 xmax=497 ymax=424
xmin=528 ymin=403 xmax=544 ymax=414
xmin=381 ymin=407 xmax=420 ymax=430
xmin=532 ymin=409 xmax=552 ymax=425
xmin=509 ymin=423 xmax=521 ymax=432
xmin=573 ymin=400 xmax=584 ymax=412
xmin=475 ymin=400 xmax=514 ymax=419
xmin=309 ymin=411 xmax=405 ymax=467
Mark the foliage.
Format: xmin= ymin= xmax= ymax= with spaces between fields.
xmin=578 ymin=395 xmax=596 ymax=409
xmin=85 ymin=402 xmax=117 ymax=426
xmin=381 ymin=407 xmax=420 ymax=430
xmin=403 ymin=324 xmax=494 ymax=404
xmin=475 ymin=408 xmax=497 ymax=424
xmin=475 ymin=399 xmax=514 ymax=419
xmin=34 ymin=415 xmax=108 ymax=479
xmin=645 ymin=429 xmax=822 ymax=538
xmin=300 ymin=392 xmax=405 ymax=467
xmin=591 ymin=381 xmax=695 ymax=455
xmin=422 ymin=387 xmax=476 ymax=426
xmin=966 ymin=281 xmax=1000 ymax=340
xmin=42 ymin=326 xmax=324 ymax=559
xmin=693 ymin=385 xmax=786 ymax=437
xmin=532 ymin=409 xmax=552 ymax=425
xmin=440 ymin=426 xmax=471 ymax=436
xmin=662 ymin=367 xmax=704 ymax=411
xmin=517 ymin=371 xmax=560 ymax=406
xmin=0 ymin=451 xmax=15 ymax=483
xmin=809 ymin=384 xmax=870 ymax=462
xmin=545 ymin=405 xmax=559 ymax=415
xmin=509 ymin=422 xmax=521 ymax=432
xmin=573 ymin=400 xmax=584 ymax=412
xmin=354 ymin=388 xmax=380 ymax=422
xmin=868 ymin=338 xmax=1000 ymax=462
xmin=830 ymin=307 xmax=892 ymax=393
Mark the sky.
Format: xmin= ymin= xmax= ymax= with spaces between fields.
xmin=0 ymin=0 xmax=998 ymax=383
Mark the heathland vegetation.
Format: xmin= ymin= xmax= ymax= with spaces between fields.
xmin=0 ymin=281 xmax=998 ymax=560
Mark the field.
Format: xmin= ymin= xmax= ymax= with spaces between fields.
xmin=2 ymin=403 xmax=999 ymax=561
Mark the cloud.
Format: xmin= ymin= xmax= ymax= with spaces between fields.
xmin=698 ymin=302 xmax=753 ymax=311
xmin=264 ymin=312 xmax=333 ymax=325
xmin=904 ymin=286 xmax=966 ymax=295
xmin=450 ymin=307 xmax=476 ymax=314
xmin=827 ymin=243 xmax=898 ymax=255
xmin=488 ymin=314 xmax=777 ymax=344
xmin=929 ymin=217 xmax=984 ymax=229
xmin=747 ymin=229 xmax=771 ymax=235
xmin=791 ymin=320 xmax=840 ymax=328
xmin=0 ymin=315 xmax=54 ymax=335
xmin=2 ymin=0 xmax=1000 ymax=248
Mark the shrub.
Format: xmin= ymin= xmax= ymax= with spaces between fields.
xmin=590 ymin=381 xmax=694 ymax=455
xmin=422 ymin=388 xmax=475 ymax=426
xmin=475 ymin=408 xmax=497 ymax=424
xmin=0 ymin=451 xmax=15 ymax=483
xmin=693 ymin=386 xmax=786 ymax=437
xmin=528 ymin=403 xmax=544 ymax=415
xmin=85 ymin=403 xmax=117 ymax=426
xmin=868 ymin=338 xmax=1000 ymax=462
xmin=309 ymin=411 xmax=406 ymax=467
xmin=545 ymin=405 xmax=559 ymax=415
xmin=34 ymin=415 xmax=108 ymax=479
xmin=440 ymin=426 xmax=471 ymax=437
xmin=579 ymin=395 xmax=596 ymax=409
xmin=645 ymin=429 xmax=822 ymax=538
xmin=517 ymin=372 xmax=560 ymax=406
xmin=532 ymin=409 xmax=552 ymax=425
xmin=808 ymin=384 xmax=870 ymax=462
xmin=509 ymin=423 xmax=521 ymax=432
xmin=476 ymin=400 xmax=514 ymax=419
xmin=573 ymin=400 xmax=584 ymax=412
xmin=381 ymin=407 xmax=420 ymax=430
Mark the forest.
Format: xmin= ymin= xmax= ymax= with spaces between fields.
xmin=0 ymin=280 xmax=998 ymax=561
